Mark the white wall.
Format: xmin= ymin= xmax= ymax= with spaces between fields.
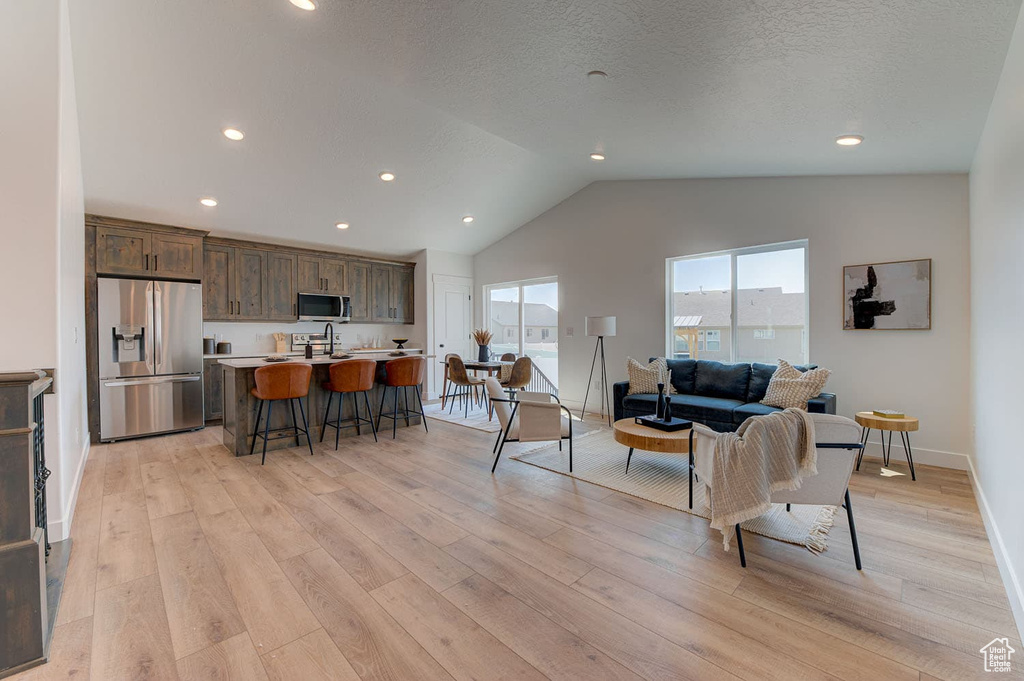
xmin=474 ymin=175 xmax=971 ymax=468
xmin=0 ymin=0 xmax=89 ymax=541
xmin=968 ymin=3 xmax=1024 ymax=642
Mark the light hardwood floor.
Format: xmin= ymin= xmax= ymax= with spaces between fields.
xmin=14 ymin=419 xmax=1022 ymax=680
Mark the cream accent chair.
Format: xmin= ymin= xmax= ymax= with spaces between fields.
xmin=691 ymin=412 xmax=864 ymax=569
xmin=485 ymin=378 xmax=573 ymax=473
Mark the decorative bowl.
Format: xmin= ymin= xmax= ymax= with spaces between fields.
xmin=392 ymin=338 xmax=409 ymax=349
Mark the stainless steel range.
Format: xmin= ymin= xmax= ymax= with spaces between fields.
xmin=291 ymin=332 xmax=345 ymax=353
xmin=97 ymin=278 xmax=204 ymax=441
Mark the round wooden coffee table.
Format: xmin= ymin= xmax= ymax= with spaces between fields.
xmin=613 ymin=418 xmax=698 ymax=508
xmin=854 ymin=411 xmax=919 ymax=480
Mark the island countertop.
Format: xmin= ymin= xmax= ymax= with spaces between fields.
xmin=217 ymin=350 xmax=427 ymax=369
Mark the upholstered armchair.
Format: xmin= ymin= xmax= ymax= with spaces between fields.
xmin=691 ymin=412 xmax=864 ymax=569
xmin=484 ymin=378 xmax=573 ymax=473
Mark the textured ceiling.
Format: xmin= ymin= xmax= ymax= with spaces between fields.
xmin=69 ymin=0 xmax=1021 ymax=256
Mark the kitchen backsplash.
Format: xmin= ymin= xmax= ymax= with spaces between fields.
xmin=203 ymin=321 xmax=419 ymax=355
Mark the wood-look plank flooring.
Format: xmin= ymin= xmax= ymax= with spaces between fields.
xmin=16 ymin=420 xmax=1023 ymax=680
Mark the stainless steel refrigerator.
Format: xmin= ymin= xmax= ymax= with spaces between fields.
xmin=98 ymin=277 xmax=204 ymax=441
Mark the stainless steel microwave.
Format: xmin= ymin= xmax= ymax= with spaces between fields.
xmin=297 ymin=292 xmax=351 ymax=322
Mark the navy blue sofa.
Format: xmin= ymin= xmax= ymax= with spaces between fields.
xmin=613 ymin=358 xmax=836 ymax=432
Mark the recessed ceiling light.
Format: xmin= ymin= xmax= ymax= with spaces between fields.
xmin=289 ymin=0 xmax=316 ymax=10
xmin=222 ymin=128 xmax=244 ymax=141
xmin=587 ymin=70 xmax=608 ymax=79
xmin=199 ymin=197 xmax=218 ymax=207
xmin=335 ymin=222 xmax=349 ymax=230
xmin=836 ymin=134 xmax=864 ymax=146
xmin=590 ymin=152 xmax=606 ymax=161
xmin=462 ymin=216 xmax=474 ymax=224
xmin=379 ymin=171 xmax=396 ymax=182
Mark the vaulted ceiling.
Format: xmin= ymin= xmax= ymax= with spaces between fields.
xmin=69 ymin=0 xmax=1021 ymax=256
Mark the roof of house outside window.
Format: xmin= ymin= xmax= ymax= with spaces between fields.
xmin=673 ymin=287 xmax=805 ymax=327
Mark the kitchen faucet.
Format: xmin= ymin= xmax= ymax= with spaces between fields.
xmin=323 ymin=322 xmax=334 ymax=355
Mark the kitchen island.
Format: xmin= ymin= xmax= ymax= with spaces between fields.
xmin=218 ymin=350 xmax=429 ymax=457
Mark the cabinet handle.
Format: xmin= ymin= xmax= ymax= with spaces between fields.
xmin=229 ymin=300 xmax=233 ymax=314
xmin=324 ymin=278 xmax=328 ymax=291
xmin=236 ymin=299 xmax=241 ymax=315
xmin=145 ymin=254 xmax=150 ymax=270
xmin=293 ymin=302 xmax=296 ymax=315
xmin=154 ymin=254 xmax=158 ymax=271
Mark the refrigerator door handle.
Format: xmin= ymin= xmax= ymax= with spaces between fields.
xmin=145 ymin=280 xmax=157 ymax=374
xmin=103 ymin=375 xmax=202 ymax=388
xmin=153 ymin=281 xmax=164 ymax=371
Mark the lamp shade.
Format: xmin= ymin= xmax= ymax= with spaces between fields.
xmin=585 ymin=316 xmax=616 ymax=337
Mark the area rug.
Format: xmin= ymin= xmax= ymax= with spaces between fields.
xmin=511 ymin=428 xmax=837 ymax=552
xmin=423 ymin=400 xmax=502 ymax=433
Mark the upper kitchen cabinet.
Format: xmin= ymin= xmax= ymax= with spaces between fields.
xmin=266 ymin=252 xmax=297 ymax=320
xmin=346 ymin=260 xmax=371 ymax=322
xmin=203 ymin=243 xmax=235 ymax=319
xmin=370 ymin=263 xmax=415 ymax=324
xmin=298 ymin=255 xmax=347 ymax=295
xmin=234 ymin=249 xmax=269 ymax=320
xmin=94 ymin=218 xmax=204 ymax=279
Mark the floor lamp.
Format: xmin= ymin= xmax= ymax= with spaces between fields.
xmin=581 ymin=316 xmax=615 ymax=426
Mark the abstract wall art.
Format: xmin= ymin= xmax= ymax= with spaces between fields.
xmin=843 ymin=259 xmax=931 ymax=330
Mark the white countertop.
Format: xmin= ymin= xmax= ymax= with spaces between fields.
xmin=205 ymin=348 xmax=421 ymax=360
xmin=217 ymin=349 xmax=427 ymax=369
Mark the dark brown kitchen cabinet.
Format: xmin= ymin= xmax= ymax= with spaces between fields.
xmin=203 ymin=358 xmax=224 ymax=421
xmin=151 ymin=233 xmax=203 ymax=279
xmin=96 ymin=224 xmax=202 ymax=279
xmin=297 ymin=255 xmax=321 ymax=294
xmin=96 ymin=225 xmax=151 ymax=275
xmin=203 ymin=244 xmax=235 ymax=320
xmin=235 ymin=249 xmax=269 ymax=320
xmin=370 ymin=263 xmax=415 ymax=324
xmin=298 ymin=255 xmax=347 ymax=295
xmin=347 ymin=261 xmax=371 ymax=322
xmin=267 ymin=252 xmax=298 ymax=320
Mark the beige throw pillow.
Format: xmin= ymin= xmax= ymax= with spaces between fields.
xmin=761 ymin=359 xmax=831 ymax=410
xmin=626 ymin=357 xmax=676 ymax=396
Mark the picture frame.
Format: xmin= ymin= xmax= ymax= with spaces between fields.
xmin=843 ymin=258 xmax=931 ymax=330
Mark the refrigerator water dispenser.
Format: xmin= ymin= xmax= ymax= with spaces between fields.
xmin=112 ymin=324 xmax=145 ymax=363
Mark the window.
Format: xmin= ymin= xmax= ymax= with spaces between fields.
xmin=667 ymin=241 xmax=808 ymax=364
xmin=485 ymin=278 xmax=559 ymax=388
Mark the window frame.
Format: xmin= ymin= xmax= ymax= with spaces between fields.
xmin=665 ymin=240 xmax=809 ymax=362
xmin=484 ymin=276 xmax=558 ymax=358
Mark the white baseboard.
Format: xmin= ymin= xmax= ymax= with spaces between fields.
xmin=47 ymin=439 xmax=91 ymax=542
xmin=860 ymin=437 xmax=969 ymax=471
xmin=967 ymin=456 xmax=1024 ymax=645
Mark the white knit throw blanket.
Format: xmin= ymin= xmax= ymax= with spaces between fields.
xmin=709 ymin=408 xmax=817 ymax=550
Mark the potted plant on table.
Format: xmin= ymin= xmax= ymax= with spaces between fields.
xmin=472 ymin=329 xmax=493 ymax=362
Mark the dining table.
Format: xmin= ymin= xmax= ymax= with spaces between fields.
xmin=439 ymin=359 xmax=510 ymax=411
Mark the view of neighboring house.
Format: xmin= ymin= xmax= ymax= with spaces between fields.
xmin=672 ymin=287 xmax=807 ymax=364
xmin=488 ymin=300 xmax=559 ymax=347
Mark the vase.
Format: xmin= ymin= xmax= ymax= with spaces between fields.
xmin=478 ymin=345 xmax=490 ymax=362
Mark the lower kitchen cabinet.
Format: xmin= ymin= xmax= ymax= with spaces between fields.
xmin=203 ymin=358 xmax=224 ymax=422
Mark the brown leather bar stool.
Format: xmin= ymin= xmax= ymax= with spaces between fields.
xmin=377 ymin=356 xmax=428 ymax=438
xmin=249 ymin=363 xmax=314 ymax=464
xmin=320 ymin=359 xmax=378 ymax=448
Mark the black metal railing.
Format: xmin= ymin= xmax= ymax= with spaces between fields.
xmin=32 ymin=391 xmax=51 ymax=558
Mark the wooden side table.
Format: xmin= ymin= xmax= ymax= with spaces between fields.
xmin=854 ymin=411 xmax=919 ymax=480
xmin=612 ymin=418 xmax=697 ymax=508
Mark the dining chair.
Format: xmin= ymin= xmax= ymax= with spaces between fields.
xmin=499 ymin=356 xmax=532 ymax=396
xmin=691 ymin=412 xmax=864 ymax=569
xmin=485 ymin=378 xmax=573 ymax=473
xmin=499 ymin=352 xmax=517 ymax=361
xmin=444 ymin=354 xmax=486 ymax=418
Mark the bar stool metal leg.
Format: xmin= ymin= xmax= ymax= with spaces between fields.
xmin=414 ymin=386 xmax=428 ymax=433
xmin=250 ymin=400 xmax=264 ymax=456
xmin=320 ymin=392 xmax=333 ymax=442
xmin=363 ymin=391 xmax=378 ymax=442
xmin=335 ymin=392 xmax=344 ymax=450
xmin=392 ymin=386 xmax=399 ymax=439
xmin=298 ymin=396 xmax=313 ymax=455
xmin=377 ymin=387 xmax=387 ymax=431
xmin=289 ymin=399 xmax=300 ymax=447
xmin=261 ymin=400 xmax=274 ymax=465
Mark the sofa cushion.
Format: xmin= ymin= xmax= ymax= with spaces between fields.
xmin=626 ymin=357 xmax=675 ymax=395
xmin=664 ymin=394 xmax=744 ymax=424
xmin=761 ymin=360 xmax=832 ymax=410
xmin=695 ymin=361 xmax=751 ymax=401
xmin=663 ymin=358 xmax=697 ymax=395
xmin=747 ymin=362 xmax=819 ymax=403
xmin=621 ymin=393 xmax=659 ymax=415
xmin=733 ymin=401 xmax=781 ymax=425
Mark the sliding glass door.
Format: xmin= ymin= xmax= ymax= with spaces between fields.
xmin=486 ymin=278 xmax=558 ymax=388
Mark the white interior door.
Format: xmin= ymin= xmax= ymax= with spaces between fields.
xmin=432 ymin=277 xmax=472 ymax=398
